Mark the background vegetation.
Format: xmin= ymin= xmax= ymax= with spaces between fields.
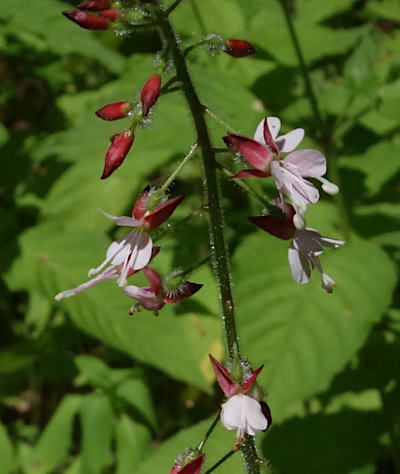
xmin=0 ymin=0 xmax=400 ymax=472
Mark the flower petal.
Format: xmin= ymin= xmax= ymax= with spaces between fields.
xmin=221 ymin=395 xmax=244 ymax=431
xmin=99 ymin=209 xmax=141 ymax=227
xmin=276 ymin=128 xmax=304 ymax=153
xmin=288 ymin=246 xmax=311 ymax=284
xmin=241 ymin=395 xmax=268 ymax=434
xmin=124 ymin=285 xmax=164 ymax=311
xmin=271 ymin=161 xmax=320 ymax=210
xmin=284 ymin=150 xmax=326 ymax=178
xmin=129 ymin=232 xmax=153 ymax=270
xmin=266 ymin=117 xmax=281 ymax=139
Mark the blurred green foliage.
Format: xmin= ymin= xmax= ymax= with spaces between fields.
xmin=0 ymin=0 xmax=399 ymax=473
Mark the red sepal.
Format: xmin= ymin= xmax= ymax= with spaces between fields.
xmin=224 ymin=39 xmax=256 ymax=58
xmin=223 ymin=134 xmax=272 ymax=172
xmin=62 ymin=10 xmax=110 ymax=30
xmin=170 ymin=454 xmax=205 ymax=474
xmin=263 ymin=118 xmax=280 ymax=155
xmin=96 ymin=101 xmax=132 ymax=121
xmin=77 ymin=0 xmax=110 ymax=11
xmin=101 ymin=129 xmax=134 ymax=179
xmin=163 ymin=281 xmax=203 ymax=303
xmin=141 ymin=74 xmax=162 ymax=116
xmin=143 ymin=267 xmax=162 ymax=293
xmin=231 ymin=169 xmax=269 ymax=179
xmin=143 ymin=195 xmax=185 ymax=232
xmin=209 ymin=354 xmax=237 ymax=397
xmin=132 ymin=186 xmax=151 ymax=219
xmin=248 ymin=215 xmax=295 ymax=240
xmin=242 ymin=365 xmax=263 ymax=393
xmin=99 ymin=9 xmax=119 ymax=20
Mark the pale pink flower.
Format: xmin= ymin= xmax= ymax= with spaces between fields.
xmin=55 ymin=248 xmax=160 ymax=301
xmin=224 ymin=117 xmax=338 ymax=228
xmin=124 ymin=268 xmax=202 ymax=315
xmin=87 ymin=189 xmax=184 ymax=287
xmin=249 ymin=201 xmax=345 ymax=293
xmin=289 ymin=228 xmax=344 ymax=293
xmin=209 ymin=355 xmax=270 ymax=440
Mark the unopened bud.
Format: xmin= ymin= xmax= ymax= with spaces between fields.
xmin=99 ymin=9 xmax=119 ymax=20
xmin=77 ymin=0 xmax=111 ymax=11
xmin=96 ymin=101 xmax=132 ymax=121
xmin=224 ymin=39 xmax=256 ymax=58
xmin=141 ymin=74 xmax=161 ymax=117
xmin=62 ymin=10 xmax=110 ymax=30
xmin=101 ymin=129 xmax=134 ymax=179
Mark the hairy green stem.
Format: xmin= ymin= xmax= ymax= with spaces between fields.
xmin=157 ymin=11 xmax=240 ymax=358
xmin=157 ymin=8 xmax=261 ymax=473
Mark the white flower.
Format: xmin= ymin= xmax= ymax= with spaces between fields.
xmin=220 ymin=393 xmax=268 ymax=438
xmin=88 ymin=210 xmax=152 ymax=287
xmin=254 ymin=117 xmax=339 ymax=228
xmin=289 ymin=228 xmax=345 ymax=293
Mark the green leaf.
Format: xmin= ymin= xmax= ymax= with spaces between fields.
xmin=263 ymin=409 xmax=385 ymax=474
xmin=340 ymin=141 xmax=400 ymax=197
xmin=4 ymin=224 xmax=220 ymax=392
xmin=115 ymin=377 xmax=157 ymax=430
xmin=232 ymin=236 xmax=397 ymax=414
xmin=296 ymin=0 xmax=355 ymax=23
xmin=80 ymin=394 xmax=114 ymax=474
xmin=0 ymin=423 xmax=14 ymax=474
xmin=116 ymin=414 xmax=152 ymax=474
xmin=365 ymin=0 xmax=400 ymax=23
xmin=251 ymin=1 xmax=363 ymax=66
xmin=74 ymin=355 xmax=112 ymax=389
xmin=27 ymin=395 xmax=82 ymax=474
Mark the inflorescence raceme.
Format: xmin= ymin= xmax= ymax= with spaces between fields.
xmin=58 ymin=1 xmax=345 ymax=472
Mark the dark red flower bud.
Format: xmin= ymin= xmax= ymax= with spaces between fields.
xmin=141 ymin=74 xmax=162 ymax=117
xmin=77 ymin=0 xmax=110 ymax=11
xmin=62 ymin=10 xmax=110 ymax=30
xmin=224 ymin=39 xmax=256 ymax=58
xmin=101 ymin=130 xmax=134 ymax=179
xmin=223 ymin=134 xmax=272 ymax=173
xmin=99 ymin=9 xmax=119 ymax=20
xmin=96 ymin=101 xmax=132 ymax=121
xmin=143 ymin=195 xmax=185 ymax=231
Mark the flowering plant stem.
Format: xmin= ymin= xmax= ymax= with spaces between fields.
xmin=156 ymin=8 xmax=261 ymax=473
